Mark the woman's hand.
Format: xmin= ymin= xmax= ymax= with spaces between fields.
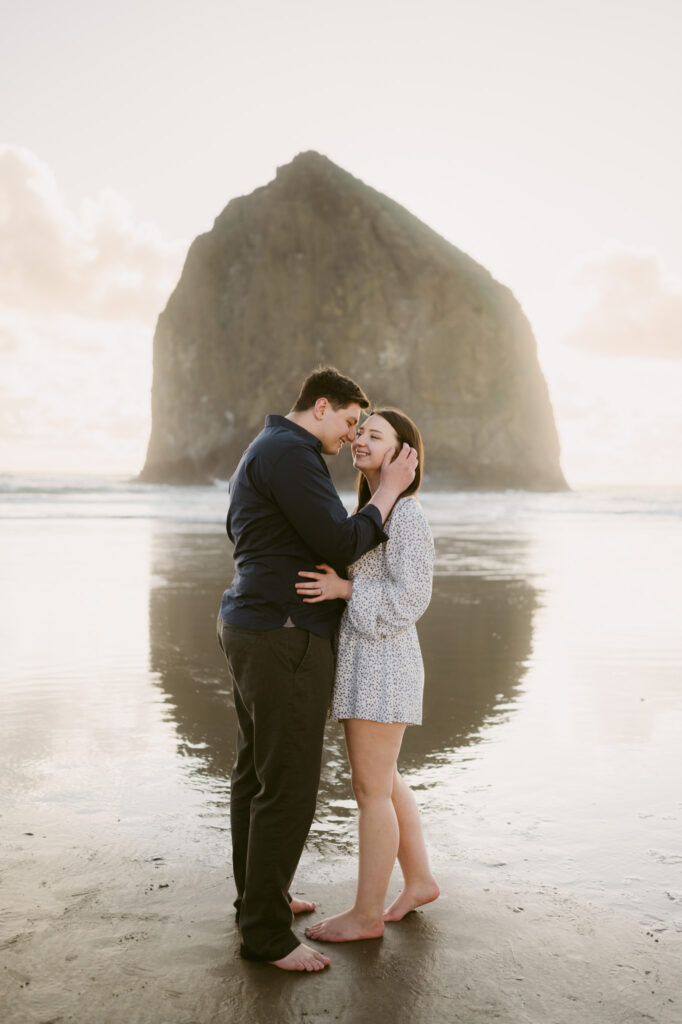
xmin=295 ymin=563 xmax=352 ymax=603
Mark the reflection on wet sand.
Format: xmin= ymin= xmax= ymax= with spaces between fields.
xmin=149 ymin=529 xmax=237 ymax=781
xmin=405 ymin=573 xmax=536 ymax=765
xmin=148 ymin=527 xmax=538 ymax=846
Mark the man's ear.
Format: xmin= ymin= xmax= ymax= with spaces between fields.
xmin=313 ymin=397 xmax=328 ymax=420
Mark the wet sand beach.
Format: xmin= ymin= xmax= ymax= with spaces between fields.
xmin=2 ymin=839 xmax=680 ymax=1024
xmin=1 ymin=480 xmax=681 ymax=1022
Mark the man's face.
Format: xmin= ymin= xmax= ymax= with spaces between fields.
xmin=318 ymin=402 xmax=362 ymax=455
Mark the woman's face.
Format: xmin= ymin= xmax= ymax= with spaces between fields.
xmin=351 ymin=414 xmax=400 ymax=473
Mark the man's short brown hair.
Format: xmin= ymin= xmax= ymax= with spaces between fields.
xmin=291 ymin=366 xmax=370 ymax=412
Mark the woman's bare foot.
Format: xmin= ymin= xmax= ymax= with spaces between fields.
xmin=269 ymin=942 xmax=330 ymax=971
xmin=305 ymin=909 xmax=385 ymax=943
xmin=383 ymin=880 xmax=440 ymax=922
xmin=290 ymin=898 xmax=316 ymax=914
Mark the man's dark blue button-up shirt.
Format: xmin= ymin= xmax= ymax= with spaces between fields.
xmin=220 ymin=415 xmax=387 ymax=638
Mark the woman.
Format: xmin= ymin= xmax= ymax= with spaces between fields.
xmin=295 ymin=409 xmax=439 ymax=942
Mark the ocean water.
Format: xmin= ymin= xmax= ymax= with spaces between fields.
xmin=1 ymin=474 xmax=681 ymax=935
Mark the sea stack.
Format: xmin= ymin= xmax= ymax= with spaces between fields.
xmin=140 ymin=152 xmax=567 ymax=489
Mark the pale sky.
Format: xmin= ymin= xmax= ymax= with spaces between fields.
xmin=1 ymin=0 xmax=681 ymax=485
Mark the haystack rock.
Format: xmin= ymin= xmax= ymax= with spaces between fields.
xmin=140 ymin=152 xmax=567 ymax=490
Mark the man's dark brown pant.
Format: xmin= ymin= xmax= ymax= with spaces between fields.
xmin=218 ymin=620 xmax=334 ymax=962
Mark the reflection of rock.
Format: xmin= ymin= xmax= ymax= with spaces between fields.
xmin=141 ymin=151 xmax=567 ymax=491
xmin=148 ymin=530 xmax=237 ymax=780
xmin=148 ymin=527 xmax=537 ymax=786
xmin=401 ymin=574 xmax=537 ymax=766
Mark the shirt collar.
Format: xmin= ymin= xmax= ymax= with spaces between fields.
xmin=265 ymin=414 xmax=322 ymax=451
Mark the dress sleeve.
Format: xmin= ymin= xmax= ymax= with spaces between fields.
xmin=346 ymin=500 xmax=434 ymax=640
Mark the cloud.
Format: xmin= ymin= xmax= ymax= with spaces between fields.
xmin=544 ymin=344 xmax=682 ymax=486
xmin=563 ymin=246 xmax=682 ymax=360
xmin=0 ymin=325 xmax=19 ymax=352
xmin=0 ymin=145 xmax=185 ymax=322
xmin=0 ymin=305 xmax=153 ymax=471
xmin=0 ymin=146 xmax=191 ymax=472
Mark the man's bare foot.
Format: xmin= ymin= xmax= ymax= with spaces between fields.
xmin=269 ymin=942 xmax=330 ymax=971
xmin=305 ymin=909 xmax=385 ymax=943
xmin=383 ymin=880 xmax=440 ymax=922
xmin=290 ymin=898 xmax=316 ymax=914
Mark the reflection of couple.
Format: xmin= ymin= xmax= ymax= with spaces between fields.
xmin=217 ymin=367 xmax=439 ymax=972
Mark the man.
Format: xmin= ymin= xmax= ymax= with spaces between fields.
xmin=217 ymin=367 xmax=418 ymax=972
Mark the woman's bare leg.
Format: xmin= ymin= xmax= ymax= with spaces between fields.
xmin=305 ymin=719 xmax=405 ymax=942
xmin=384 ymin=769 xmax=440 ymax=921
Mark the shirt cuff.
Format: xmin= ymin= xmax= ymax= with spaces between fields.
xmin=357 ymin=503 xmax=389 ymax=543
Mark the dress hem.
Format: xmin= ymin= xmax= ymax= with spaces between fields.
xmin=330 ymin=713 xmax=422 ymax=726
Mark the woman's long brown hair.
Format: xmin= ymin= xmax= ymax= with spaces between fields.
xmin=355 ymin=408 xmax=424 ymax=511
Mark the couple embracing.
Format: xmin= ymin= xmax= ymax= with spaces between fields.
xmin=217 ymin=367 xmax=439 ymax=972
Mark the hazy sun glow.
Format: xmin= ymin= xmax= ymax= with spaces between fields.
xmin=2 ymin=0 xmax=681 ymax=485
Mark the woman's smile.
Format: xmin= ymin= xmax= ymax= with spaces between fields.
xmin=351 ymin=413 xmax=400 ymax=473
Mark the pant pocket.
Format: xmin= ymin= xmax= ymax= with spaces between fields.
xmin=268 ymin=627 xmax=312 ymax=675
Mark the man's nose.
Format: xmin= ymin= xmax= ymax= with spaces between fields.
xmin=346 ymin=425 xmax=357 ymax=441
